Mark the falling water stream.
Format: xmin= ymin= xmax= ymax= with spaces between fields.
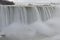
xmin=0 ymin=5 xmax=58 ymax=40
xmin=0 ymin=5 xmax=55 ymax=27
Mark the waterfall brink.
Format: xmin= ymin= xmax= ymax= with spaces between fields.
xmin=0 ymin=5 xmax=55 ymax=27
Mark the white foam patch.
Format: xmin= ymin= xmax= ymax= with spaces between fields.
xmin=1 ymin=21 xmax=56 ymax=40
xmin=46 ymin=17 xmax=60 ymax=34
xmin=2 ymin=22 xmax=36 ymax=40
xmin=30 ymin=21 xmax=56 ymax=37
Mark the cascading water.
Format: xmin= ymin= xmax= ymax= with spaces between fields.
xmin=0 ymin=5 xmax=56 ymax=40
xmin=0 ymin=5 xmax=55 ymax=27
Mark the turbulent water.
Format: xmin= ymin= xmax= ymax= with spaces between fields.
xmin=1 ymin=21 xmax=55 ymax=40
xmin=41 ymin=17 xmax=60 ymax=40
xmin=2 ymin=18 xmax=60 ymax=40
xmin=2 ymin=22 xmax=36 ymax=40
xmin=0 ymin=6 xmax=54 ymax=27
xmin=0 ymin=5 xmax=60 ymax=40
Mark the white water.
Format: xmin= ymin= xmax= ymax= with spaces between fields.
xmin=0 ymin=5 xmax=59 ymax=40
xmin=1 ymin=21 xmax=56 ymax=40
xmin=2 ymin=22 xmax=36 ymax=40
xmin=40 ymin=17 xmax=60 ymax=40
xmin=0 ymin=6 xmax=54 ymax=27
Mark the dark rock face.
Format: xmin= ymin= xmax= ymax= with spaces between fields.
xmin=0 ymin=0 xmax=15 ymax=5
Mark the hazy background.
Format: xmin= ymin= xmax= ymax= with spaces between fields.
xmin=9 ymin=0 xmax=60 ymax=3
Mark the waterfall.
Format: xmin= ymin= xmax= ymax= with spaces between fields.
xmin=53 ymin=5 xmax=60 ymax=17
xmin=0 ymin=5 xmax=55 ymax=27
